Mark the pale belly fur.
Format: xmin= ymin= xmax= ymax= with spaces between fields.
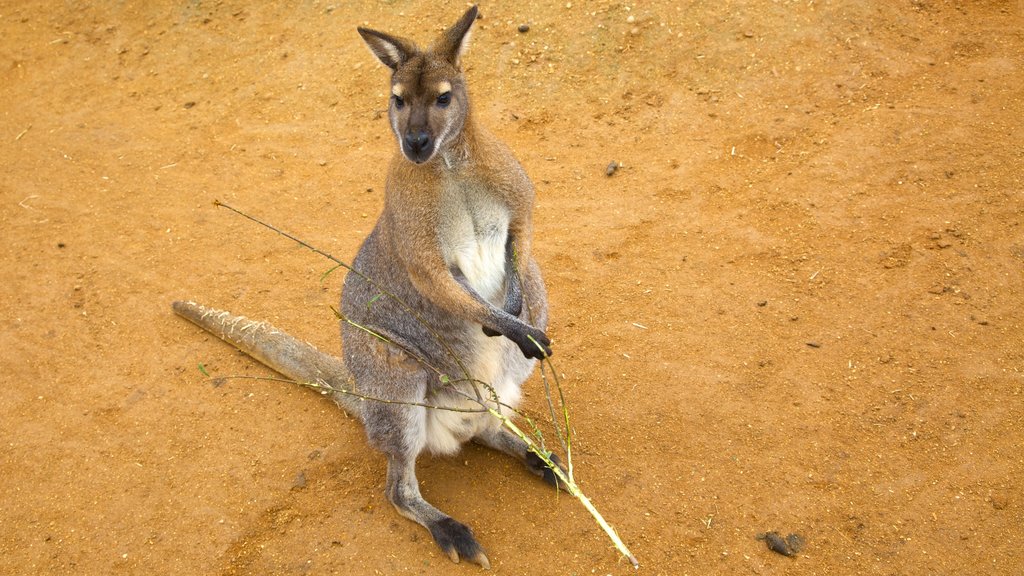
xmin=424 ymin=334 xmax=532 ymax=455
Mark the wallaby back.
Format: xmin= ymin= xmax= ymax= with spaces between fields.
xmin=172 ymin=301 xmax=361 ymax=418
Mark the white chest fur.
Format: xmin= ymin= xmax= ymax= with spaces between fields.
xmin=438 ymin=184 xmax=510 ymax=305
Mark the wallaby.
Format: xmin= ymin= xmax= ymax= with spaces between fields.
xmin=173 ymin=5 xmax=559 ymax=569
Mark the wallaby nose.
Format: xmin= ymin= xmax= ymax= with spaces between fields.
xmin=404 ymin=130 xmax=431 ymax=154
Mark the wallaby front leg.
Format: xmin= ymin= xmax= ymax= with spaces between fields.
xmin=385 ymin=452 xmax=491 ymax=569
xmin=397 ymin=227 xmax=551 ymax=359
xmin=501 ymin=234 xmax=524 ymax=318
xmin=483 ymin=235 xmax=524 ymax=337
xmin=449 ymin=266 xmax=551 ymax=359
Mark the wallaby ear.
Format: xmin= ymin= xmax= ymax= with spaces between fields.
xmin=435 ymin=5 xmax=478 ymax=66
xmin=358 ymin=27 xmax=417 ymax=70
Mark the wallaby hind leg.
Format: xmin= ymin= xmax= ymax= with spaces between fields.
xmin=349 ymin=335 xmax=490 ymax=568
xmin=385 ymin=451 xmax=490 ymax=569
xmin=474 ymin=426 xmax=566 ymax=489
xmin=366 ymin=404 xmax=491 ymax=568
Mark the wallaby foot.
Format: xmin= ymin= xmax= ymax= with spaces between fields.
xmin=386 ymin=452 xmax=490 ymax=569
xmin=525 ymin=451 xmax=567 ymax=489
xmin=474 ymin=426 xmax=567 ymax=489
xmin=428 ymin=517 xmax=489 ymax=569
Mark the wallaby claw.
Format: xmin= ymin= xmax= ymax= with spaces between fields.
xmin=472 ymin=552 xmax=491 ymax=570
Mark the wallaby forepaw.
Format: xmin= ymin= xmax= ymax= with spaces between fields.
xmin=429 ymin=517 xmax=490 ymax=569
xmin=515 ymin=328 xmax=552 ymax=360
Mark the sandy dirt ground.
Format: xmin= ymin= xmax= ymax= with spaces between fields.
xmin=1 ymin=1 xmax=1022 ymax=574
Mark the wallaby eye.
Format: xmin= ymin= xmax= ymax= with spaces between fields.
xmin=436 ymin=92 xmax=452 ymax=108
xmin=392 ymin=95 xmax=405 ymax=109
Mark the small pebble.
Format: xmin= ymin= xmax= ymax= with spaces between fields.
xmin=606 ymin=161 xmax=620 ymax=176
xmin=757 ymin=531 xmax=805 ymax=557
xmin=518 ymin=23 xmax=530 ymax=33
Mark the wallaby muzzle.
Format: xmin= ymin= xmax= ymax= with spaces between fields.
xmin=402 ymin=129 xmax=433 ymax=163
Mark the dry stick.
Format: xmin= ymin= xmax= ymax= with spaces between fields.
xmin=214 ymin=201 xmax=638 ymax=568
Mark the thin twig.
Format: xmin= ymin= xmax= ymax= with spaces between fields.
xmin=18 ymin=195 xmax=38 ymax=210
xmin=214 ymin=200 xmax=480 ymax=395
xmin=548 ymin=357 xmax=574 ymax=481
xmin=227 ymin=374 xmax=490 ymax=413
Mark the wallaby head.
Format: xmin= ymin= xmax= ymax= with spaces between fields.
xmin=358 ymin=5 xmax=478 ymax=164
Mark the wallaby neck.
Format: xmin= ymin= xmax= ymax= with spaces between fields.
xmin=438 ymin=105 xmax=479 ymax=172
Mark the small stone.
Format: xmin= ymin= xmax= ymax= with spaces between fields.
xmin=291 ymin=471 xmax=308 ymax=491
xmin=518 ymin=23 xmax=530 ymax=33
xmin=606 ymin=161 xmax=620 ymax=176
xmin=183 ymin=101 xmax=196 ymax=109
xmin=757 ymin=531 xmax=805 ymax=557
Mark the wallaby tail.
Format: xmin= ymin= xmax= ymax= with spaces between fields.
xmin=172 ymin=300 xmax=361 ymax=418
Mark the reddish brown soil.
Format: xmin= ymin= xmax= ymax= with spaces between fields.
xmin=2 ymin=1 xmax=1022 ymax=575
